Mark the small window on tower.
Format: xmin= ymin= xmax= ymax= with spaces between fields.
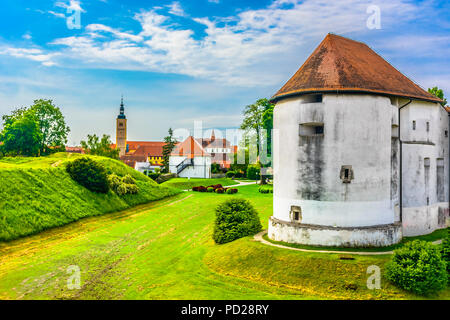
xmin=412 ymin=121 xmax=416 ymax=130
xmin=426 ymin=122 xmax=430 ymax=132
xmin=119 ymin=123 xmax=123 ymax=127
xmin=302 ymin=94 xmax=323 ymax=104
xmin=299 ymin=123 xmax=324 ymax=137
xmin=290 ymin=206 xmax=302 ymax=223
xmin=340 ymin=165 xmax=354 ymax=183
xmin=445 ymin=130 xmax=448 ymax=137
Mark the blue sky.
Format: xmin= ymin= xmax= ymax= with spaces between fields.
xmin=0 ymin=0 xmax=449 ymax=145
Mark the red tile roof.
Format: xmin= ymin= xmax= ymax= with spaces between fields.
xmin=127 ymin=141 xmax=165 ymax=151
xmin=272 ymin=34 xmax=443 ymax=104
xmin=171 ymin=136 xmax=210 ymax=158
xmin=132 ymin=144 xmax=165 ymax=157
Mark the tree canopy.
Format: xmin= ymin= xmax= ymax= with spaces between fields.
xmin=0 ymin=110 xmax=42 ymax=156
xmin=428 ymin=87 xmax=447 ymax=106
xmin=0 ymin=99 xmax=69 ymax=156
xmin=80 ymin=134 xmax=119 ymax=159
xmin=240 ymin=98 xmax=274 ymax=158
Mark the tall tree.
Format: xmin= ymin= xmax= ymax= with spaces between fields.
xmin=262 ymin=105 xmax=274 ymax=158
xmin=0 ymin=110 xmax=42 ymax=156
xmin=80 ymin=134 xmax=119 ymax=159
xmin=428 ymin=87 xmax=447 ymax=106
xmin=240 ymin=98 xmax=274 ymax=184
xmin=162 ymin=128 xmax=177 ymax=173
xmin=2 ymin=99 xmax=70 ymax=155
xmin=30 ymin=99 xmax=70 ymax=155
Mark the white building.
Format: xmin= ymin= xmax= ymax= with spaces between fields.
xmin=269 ymin=34 xmax=449 ymax=247
xmin=198 ymin=130 xmax=235 ymax=169
xmin=169 ymin=136 xmax=211 ymax=178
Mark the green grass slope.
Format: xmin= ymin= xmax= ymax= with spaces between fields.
xmin=161 ymin=177 xmax=239 ymax=190
xmin=0 ymin=153 xmax=180 ymax=241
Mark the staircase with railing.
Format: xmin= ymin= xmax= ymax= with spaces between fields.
xmin=176 ymin=158 xmax=194 ymax=175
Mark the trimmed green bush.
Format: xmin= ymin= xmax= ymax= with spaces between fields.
xmin=234 ymin=171 xmax=244 ymax=178
xmin=226 ymin=171 xmax=236 ymax=178
xmin=66 ymin=157 xmax=109 ymax=193
xmin=226 ymin=188 xmax=233 ymax=194
xmin=215 ymin=187 xmax=225 ymax=194
xmin=246 ymin=165 xmax=260 ymax=180
xmin=385 ymin=240 xmax=447 ymax=296
xmin=213 ymin=199 xmax=262 ymax=244
xmin=207 ymin=187 xmax=214 ymax=192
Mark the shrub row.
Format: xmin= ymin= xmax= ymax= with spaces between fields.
xmin=258 ymin=185 xmax=273 ymax=194
xmin=225 ymin=171 xmax=245 ymax=179
xmin=192 ymin=184 xmax=238 ymax=194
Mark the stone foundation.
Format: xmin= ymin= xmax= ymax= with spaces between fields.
xmin=268 ymin=216 xmax=403 ymax=247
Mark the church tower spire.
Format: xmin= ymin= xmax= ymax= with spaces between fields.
xmin=116 ymin=95 xmax=127 ymax=157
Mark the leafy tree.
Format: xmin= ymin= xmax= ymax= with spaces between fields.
xmin=428 ymin=87 xmax=447 ymax=106
xmin=30 ymin=99 xmax=70 ymax=155
xmin=0 ymin=109 xmax=42 ymax=156
xmin=262 ymin=104 xmax=274 ymax=158
xmin=1 ymin=99 xmax=70 ymax=156
xmin=162 ymin=128 xmax=178 ymax=173
xmin=240 ymin=98 xmax=274 ymax=184
xmin=80 ymin=134 xmax=119 ymax=159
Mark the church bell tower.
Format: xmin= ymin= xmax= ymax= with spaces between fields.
xmin=116 ymin=96 xmax=127 ymax=157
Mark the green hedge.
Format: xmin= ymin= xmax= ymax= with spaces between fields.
xmin=385 ymin=240 xmax=447 ymax=295
xmin=213 ymin=199 xmax=262 ymax=244
xmin=66 ymin=157 xmax=109 ymax=193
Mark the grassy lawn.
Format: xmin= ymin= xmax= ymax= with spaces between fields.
xmin=0 ymin=153 xmax=180 ymax=241
xmin=0 ymin=183 xmax=448 ymax=300
xmin=161 ymin=177 xmax=239 ymax=190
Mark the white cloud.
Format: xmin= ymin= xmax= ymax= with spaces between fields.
xmin=0 ymin=47 xmax=58 ymax=66
xmin=167 ymin=2 xmax=186 ymax=17
xmin=55 ymin=0 xmax=86 ymax=13
xmin=0 ymin=0 xmax=444 ymax=88
xmin=22 ymin=33 xmax=32 ymax=40
xmin=48 ymin=10 xmax=66 ymax=18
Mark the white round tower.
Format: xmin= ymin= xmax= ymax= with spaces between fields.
xmin=268 ymin=34 xmax=444 ymax=247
